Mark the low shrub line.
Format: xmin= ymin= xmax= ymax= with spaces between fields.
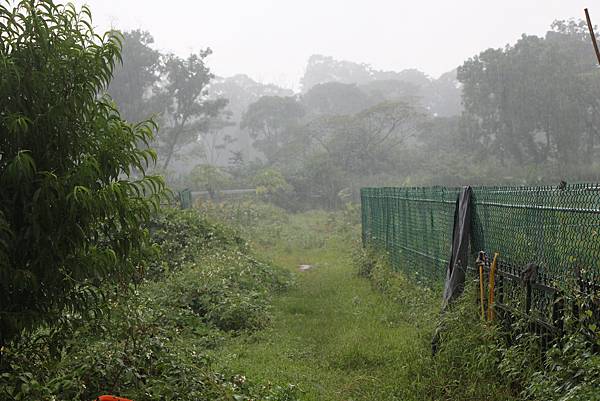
xmin=0 ymin=208 xmax=299 ymax=401
xmin=355 ymin=247 xmax=600 ymax=401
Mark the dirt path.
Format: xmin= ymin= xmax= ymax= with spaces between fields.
xmin=212 ymin=237 xmax=434 ymax=401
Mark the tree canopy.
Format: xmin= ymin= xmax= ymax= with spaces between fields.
xmin=108 ymin=29 xmax=162 ymax=122
xmin=158 ymin=51 xmax=229 ymax=170
xmin=303 ymin=82 xmax=371 ymax=116
xmin=458 ymin=21 xmax=600 ymax=167
xmin=240 ymin=96 xmax=306 ymax=164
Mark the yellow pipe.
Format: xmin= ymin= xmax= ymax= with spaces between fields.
xmin=479 ymin=263 xmax=485 ymax=320
xmin=488 ymin=252 xmax=499 ymax=321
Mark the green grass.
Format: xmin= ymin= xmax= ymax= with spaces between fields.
xmin=4 ymin=204 xmax=595 ymax=400
xmin=210 ymin=212 xmax=441 ymax=401
xmin=204 ymin=208 xmax=525 ymax=401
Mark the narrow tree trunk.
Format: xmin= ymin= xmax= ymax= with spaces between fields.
xmin=162 ymin=124 xmax=184 ymax=170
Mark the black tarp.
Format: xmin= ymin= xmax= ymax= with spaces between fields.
xmin=442 ymin=186 xmax=473 ymax=307
xmin=432 ymin=186 xmax=473 ymax=355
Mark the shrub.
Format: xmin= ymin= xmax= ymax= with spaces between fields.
xmin=0 ymin=209 xmax=295 ymax=401
xmin=195 ymin=199 xmax=290 ymax=245
xmin=146 ymin=208 xmax=245 ymax=278
xmin=359 ymin=246 xmax=600 ymax=401
xmin=0 ymin=0 xmax=165 ymax=345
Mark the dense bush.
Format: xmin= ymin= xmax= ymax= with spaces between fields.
xmin=0 ymin=0 xmax=165 ymax=345
xmin=146 ymin=208 xmax=246 ymax=278
xmin=0 ymin=208 xmax=296 ymax=400
xmin=356 ymin=248 xmax=600 ymax=401
xmin=195 ymin=199 xmax=290 ymax=245
xmin=194 ymin=198 xmax=362 ymax=255
xmin=498 ymin=297 xmax=600 ymax=401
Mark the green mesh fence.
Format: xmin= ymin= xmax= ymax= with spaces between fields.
xmin=361 ymin=184 xmax=600 ymax=328
xmin=178 ymin=188 xmax=193 ymax=209
xmin=361 ymin=187 xmax=460 ymax=282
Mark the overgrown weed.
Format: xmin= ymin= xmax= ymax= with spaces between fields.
xmin=0 ymin=208 xmax=299 ymax=401
xmin=357 ymin=246 xmax=600 ymax=401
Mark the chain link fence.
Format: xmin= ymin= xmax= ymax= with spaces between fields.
xmin=361 ymin=184 xmax=600 ymax=339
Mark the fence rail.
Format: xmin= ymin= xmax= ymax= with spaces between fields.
xmin=361 ymin=184 xmax=600 ymax=338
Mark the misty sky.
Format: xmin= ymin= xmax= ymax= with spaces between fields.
xmin=72 ymin=0 xmax=594 ymax=89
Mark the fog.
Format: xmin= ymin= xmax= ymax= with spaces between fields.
xmin=63 ymin=0 xmax=600 ymax=209
xmin=73 ymin=0 xmax=591 ymax=89
xmin=4 ymin=2 xmax=600 ymax=399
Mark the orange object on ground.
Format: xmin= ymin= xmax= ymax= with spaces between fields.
xmin=96 ymin=396 xmax=134 ymax=401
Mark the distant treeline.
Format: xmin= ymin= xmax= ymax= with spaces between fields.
xmin=110 ymin=20 xmax=600 ymax=210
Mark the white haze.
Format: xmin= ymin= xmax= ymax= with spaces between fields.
xmin=73 ymin=0 xmax=594 ymax=90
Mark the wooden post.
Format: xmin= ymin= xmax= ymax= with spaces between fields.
xmin=488 ymin=253 xmax=499 ymax=321
xmin=475 ymin=251 xmax=487 ymax=320
xmin=479 ymin=264 xmax=486 ymax=320
xmin=585 ymin=9 xmax=600 ymax=66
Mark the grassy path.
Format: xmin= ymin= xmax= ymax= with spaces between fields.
xmin=212 ymin=215 xmax=437 ymax=401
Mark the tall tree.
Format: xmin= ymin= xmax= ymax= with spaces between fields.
xmin=359 ymin=79 xmax=421 ymax=106
xmin=302 ymin=82 xmax=371 ymax=116
xmin=157 ymin=50 xmax=228 ymax=170
xmin=307 ymin=101 xmax=423 ymax=175
xmin=300 ymin=54 xmax=374 ymax=92
xmin=199 ymin=111 xmax=236 ymax=165
xmin=301 ymin=54 xmax=462 ymax=117
xmin=240 ymin=96 xmax=306 ymax=164
xmin=209 ymin=74 xmax=293 ymax=163
xmin=458 ymin=20 xmax=600 ymax=167
xmin=108 ymin=30 xmax=162 ymax=122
